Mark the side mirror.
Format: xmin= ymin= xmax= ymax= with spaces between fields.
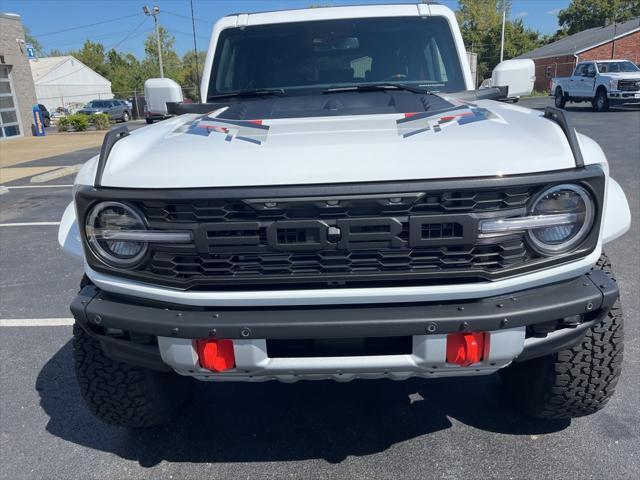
xmin=491 ymin=59 xmax=535 ymax=99
xmin=144 ymin=78 xmax=184 ymax=116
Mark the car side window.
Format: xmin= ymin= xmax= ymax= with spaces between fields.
xmin=573 ymin=64 xmax=585 ymax=77
xmin=584 ymin=64 xmax=596 ymax=77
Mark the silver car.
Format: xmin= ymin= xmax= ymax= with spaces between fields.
xmin=77 ymin=99 xmax=130 ymax=122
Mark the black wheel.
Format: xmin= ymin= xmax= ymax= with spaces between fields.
xmin=145 ymin=118 xmax=154 ymax=124
xmin=554 ymin=88 xmax=566 ymax=109
xmin=500 ymin=253 xmax=623 ymax=419
xmin=73 ymin=324 xmax=192 ymax=427
xmin=122 ymin=111 xmax=130 ymax=122
xmin=594 ymin=88 xmax=610 ymax=112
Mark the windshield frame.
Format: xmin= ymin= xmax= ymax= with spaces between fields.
xmin=207 ymin=16 xmax=467 ymax=101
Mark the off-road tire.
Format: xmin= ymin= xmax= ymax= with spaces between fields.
xmin=145 ymin=117 xmax=154 ymax=124
xmin=73 ymin=324 xmax=192 ymax=427
xmin=500 ymin=253 xmax=623 ymax=419
xmin=594 ymin=88 xmax=610 ymax=112
xmin=554 ymin=88 xmax=566 ymax=109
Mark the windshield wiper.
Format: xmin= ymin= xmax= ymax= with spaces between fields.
xmin=208 ymin=88 xmax=286 ymax=100
xmin=322 ymin=83 xmax=432 ymax=94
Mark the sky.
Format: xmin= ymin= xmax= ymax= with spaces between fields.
xmin=2 ymin=0 xmax=572 ymax=58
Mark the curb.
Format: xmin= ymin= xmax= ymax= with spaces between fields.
xmin=30 ymin=164 xmax=82 ymax=183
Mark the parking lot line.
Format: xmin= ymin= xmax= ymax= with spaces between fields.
xmin=5 ymin=185 xmax=73 ymax=189
xmin=0 ymin=318 xmax=74 ymax=327
xmin=0 ymin=221 xmax=61 ymax=227
xmin=31 ymin=165 xmax=82 ymax=183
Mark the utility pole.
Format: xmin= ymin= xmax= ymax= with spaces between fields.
xmin=500 ymin=8 xmax=506 ymax=63
xmin=143 ymin=5 xmax=164 ymax=78
xmin=190 ymin=0 xmax=201 ymax=101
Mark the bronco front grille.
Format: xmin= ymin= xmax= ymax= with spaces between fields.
xmin=76 ymin=169 xmax=604 ymax=290
xmin=127 ymin=186 xmax=538 ymax=289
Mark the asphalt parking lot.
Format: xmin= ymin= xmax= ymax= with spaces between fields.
xmin=1 ymin=98 xmax=639 ymax=479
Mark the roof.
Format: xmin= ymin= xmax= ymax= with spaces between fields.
xmin=29 ymin=55 xmax=111 ymax=85
xmin=29 ymin=56 xmax=71 ymax=81
xmin=516 ymin=17 xmax=640 ymax=60
xmin=224 ymin=2 xmax=442 ymax=17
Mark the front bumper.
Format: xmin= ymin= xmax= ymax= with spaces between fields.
xmin=71 ymin=269 xmax=618 ymax=381
xmin=608 ymin=91 xmax=640 ymax=103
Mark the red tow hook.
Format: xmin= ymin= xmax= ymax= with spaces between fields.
xmin=195 ymin=339 xmax=235 ymax=372
xmin=446 ymin=332 xmax=488 ymax=367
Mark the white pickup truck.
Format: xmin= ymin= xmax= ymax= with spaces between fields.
xmin=59 ymin=3 xmax=631 ymax=427
xmin=552 ymin=59 xmax=640 ymax=111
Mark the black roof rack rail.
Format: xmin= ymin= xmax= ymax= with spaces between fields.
xmin=543 ymin=107 xmax=584 ymax=168
xmin=94 ymin=125 xmax=130 ymax=187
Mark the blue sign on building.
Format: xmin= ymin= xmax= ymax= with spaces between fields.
xmin=32 ymin=105 xmax=46 ymax=136
xmin=25 ymin=43 xmax=35 ymax=59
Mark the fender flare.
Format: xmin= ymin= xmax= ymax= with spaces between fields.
xmin=602 ymin=177 xmax=631 ymax=244
xmin=58 ymin=202 xmax=83 ymax=259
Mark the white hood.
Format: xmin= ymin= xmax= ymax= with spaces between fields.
xmin=98 ymin=100 xmax=577 ymax=189
xmin=607 ymin=72 xmax=640 ymax=80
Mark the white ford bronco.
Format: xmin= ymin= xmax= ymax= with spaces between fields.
xmin=59 ymin=3 xmax=631 ymax=427
xmin=551 ymin=59 xmax=640 ymax=112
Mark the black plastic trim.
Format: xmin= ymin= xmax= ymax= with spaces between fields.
xmin=79 ymin=165 xmax=601 ymax=201
xmin=544 ymin=107 xmax=584 ymax=168
xmin=70 ymin=269 xmax=618 ymax=341
xmin=99 ymin=335 xmax=170 ymax=372
xmin=446 ymin=86 xmax=509 ymax=102
xmin=95 ymin=125 xmax=130 ymax=188
xmin=516 ymin=316 xmax=600 ymax=362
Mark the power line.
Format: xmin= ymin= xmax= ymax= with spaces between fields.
xmin=163 ymin=9 xmax=212 ymax=25
xmin=39 ymin=19 xmax=152 ymax=84
xmin=34 ymin=13 xmax=140 ymax=37
xmin=43 ymin=27 xmax=150 ymax=50
xmin=111 ymin=17 xmax=150 ymax=50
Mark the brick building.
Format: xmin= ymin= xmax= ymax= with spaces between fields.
xmin=0 ymin=12 xmax=38 ymax=139
xmin=517 ymin=17 xmax=640 ymax=92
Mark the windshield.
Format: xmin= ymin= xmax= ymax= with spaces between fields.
xmin=85 ymin=101 xmax=109 ymax=108
xmin=596 ymin=61 xmax=640 ymax=73
xmin=208 ymin=16 xmax=465 ymax=100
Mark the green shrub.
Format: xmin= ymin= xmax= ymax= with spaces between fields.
xmin=68 ymin=113 xmax=89 ymax=132
xmin=57 ymin=117 xmax=70 ymax=132
xmin=89 ymin=113 xmax=110 ymax=130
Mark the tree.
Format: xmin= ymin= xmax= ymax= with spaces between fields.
xmin=68 ymin=41 xmax=108 ymax=77
xmin=181 ymin=50 xmax=206 ymax=101
xmin=106 ymin=49 xmax=145 ymax=98
xmin=558 ymin=0 xmax=640 ymax=34
xmin=456 ymin=0 xmax=542 ymax=83
xmin=143 ymin=26 xmax=184 ymax=83
xmin=23 ymin=27 xmax=44 ymax=55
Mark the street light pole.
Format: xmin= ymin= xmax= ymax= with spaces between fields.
xmin=143 ymin=5 xmax=164 ymax=78
xmin=500 ymin=8 xmax=506 ymax=63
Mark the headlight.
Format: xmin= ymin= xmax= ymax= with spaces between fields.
xmin=609 ymin=79 xmax=618 ymax=90
xmin=85 ymin=202 xmax=148 ymax=267
xmin=527 ymin=184 xmax=595 ymax=255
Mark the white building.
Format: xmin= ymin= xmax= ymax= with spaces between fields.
xmin=29 ymin=56 xmax=113 ymax=112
